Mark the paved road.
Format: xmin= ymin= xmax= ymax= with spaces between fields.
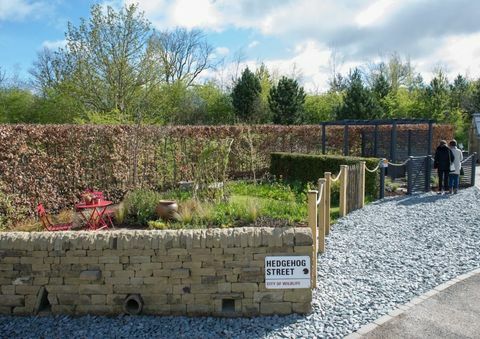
xmin=363 ymin=273 xmax=480 ymax=339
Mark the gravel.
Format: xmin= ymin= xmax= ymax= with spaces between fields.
xmin=1 ymin=187 xmax=480 ymax=338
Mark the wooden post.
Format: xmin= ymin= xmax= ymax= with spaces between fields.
xmin=359 ymin=161 xmax=366 ymax=208
xmin=307 ymin=190 xmax=318 ymax=288
xmin=324 ymin=172 xmax=331 ymax=235
xmin=317 ymin=179 xmax=326 ymax=254
xmin=339 ymin=165 xmax=348 ymax=217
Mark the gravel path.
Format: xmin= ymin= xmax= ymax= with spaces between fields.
xmin=1 ymin=188 xmax=480 ymax=338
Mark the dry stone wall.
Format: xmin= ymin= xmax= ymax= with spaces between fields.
xmin=0 ymin=227 xmax=313 ymax=316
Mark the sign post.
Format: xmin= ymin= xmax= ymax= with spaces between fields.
xmin=265 ymin=256 xmax=311 ymax=289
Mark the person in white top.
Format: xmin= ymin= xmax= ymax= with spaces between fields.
xmin=448 ymin=139 xmax=463 ymax=194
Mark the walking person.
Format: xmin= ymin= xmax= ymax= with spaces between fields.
xmin=448 ymin=139 xmax=463 ymax=194
xmin=434 ymin=140 xmax=455 ymax=194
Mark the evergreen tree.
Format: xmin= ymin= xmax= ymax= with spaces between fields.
xmin=231 ymin=67 xmax=262 ymax=122
xmin=268 ymin=76 xmax=306 ymax=124
xmin=336 ymin=68 xmax=376 ymax=120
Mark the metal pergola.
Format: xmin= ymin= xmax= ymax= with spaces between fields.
xmin=320 ymin=119 xmax=435 ymax=162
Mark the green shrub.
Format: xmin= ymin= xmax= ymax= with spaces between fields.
xmin=270 ymin=152 xmax=379 ymax=199
xmin=123 ymin=189 xmax=163 ymax=226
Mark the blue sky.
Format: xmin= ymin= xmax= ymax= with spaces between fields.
xmin=1 ymin=0 xmax=480 ymax=92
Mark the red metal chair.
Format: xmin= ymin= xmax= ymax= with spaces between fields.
xmin=37 ymin=203 xmax=73 ymax=231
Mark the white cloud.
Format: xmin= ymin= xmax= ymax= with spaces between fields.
xmin=355 ymin=0 xmax=399 ymax=27
xmin=215 ymin=47 xmax=230 ymax=56
xmin=415 ymin=32 xmax=480 ymax=83
xmin=0 ymin=0 xmax=49 ymax=21
xmin=41 ymin=39 xmax=66 ymax=50
xmin=123 ymin=0 xmax=480 ymax=90
xmin=248 ymin=40 xmax=259 ymax=49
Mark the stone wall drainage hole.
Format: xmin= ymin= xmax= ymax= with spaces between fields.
xmin=222 ymin=299 xmax=235 ymax=313
xmin=123 ymin=294 xmax=143 ymax=315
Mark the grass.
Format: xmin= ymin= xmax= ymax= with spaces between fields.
xmin=147 ymin=180 xmax=341 ymax=230
xmin=8 ymin=180 xmax=343 ymax=231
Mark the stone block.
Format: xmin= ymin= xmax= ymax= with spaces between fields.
xmin=20 ymin=257 xmax=44 ymax=265
xmin=57 ymin=294 xmax=90 ymax=305
xmin=104 ymin=277 xmax=130 ymax=285
xmin=130 ymin=256 xmax=151 ymax=264
xmin=260 ymin=302 xmax=291 ymax=315
xmin=15 ymin=285 xmax=41 ymax=295
xmin=91 ymin=294 xmax=106 ymax=305
xmin=187 ymin=304 xmax=211 ymax=315
xmin=282 ymin=228 xmax=295 ymax=246
xmin=141 ymin=294 xmax=168 ymax=305
xmin=163 ymin=262 xmax=183 ymax=269
xmin=78 ymin=284 xmax=112 ymax=295
xmin=33 ymin=277 xmax=49 ymax=285
xmin=231 ymin=283 xmax=258 ymax=292
xmin=181 ymin=293 xmax=195 ymax=304
xmin=201 ymin=275 xmax=224 ymax=284
xmin=47 ymin=285 xmax=79 ymax=294
xmin=134 ymin=270 xmax=153 ymax=278
xmin=51 ymin=304 xmax=76 ymax=314
xmin=106 ymin=294 xmax=127 ymax=305
xmin=0 ymin=306 xmax=12 ymax=314
xmin=153 ymin=269 xmax=172 ymax=277
xmin=182 ymin=261 xmax=202 ymax=269
xmin=167 ymin=248 xmax=188 ymax=256
xmin=294 ymin=229 xmax=312 ymax=246
xmin=79 ymin=270 xmax=102 ymax=281
xmin=242 ymin=301 xmax=260 ymax=315
xmin=292 ymin=302 xmax=311 ymax=314
xmin=239 ymin=271 xmax=264 ymax=283
xmin=129 ymin=277 xmax=144 ymax=285
xmin=0 ymin=295 xmax=24 ymax=307
xmin=170 ymin=304 xmax=186 ymax=315
xmin=171 ymin=268 xmax=190 ymax=279
xmin=143 ymin=304 xmax=171 ymax=315
xmin=112 ymin=270 xmax=134 ymax=278
xmin=1 ymin=285 xmax=15 ymax=295
xmin=190 ymin=267 xmax=216 ymax=276
xmin=284 ymin=290 xmax=312 ymax=303
xmin=293 ymin=246 xmax=313 ymax=254
xmin=253 ymin=291 xmax=284 ymax=303
xmin=76 ymin=305 xmax=116 ymax=314
xmin=190 ymin=284 xmax=218 ymax=294
xmin=99 ymin=256 xmax=120 ymax=264
xmin=217 ymin=283 xmax=231 ymax=293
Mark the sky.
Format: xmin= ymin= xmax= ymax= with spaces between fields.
xmin=1 ymin=0 xmax=480 ymax=92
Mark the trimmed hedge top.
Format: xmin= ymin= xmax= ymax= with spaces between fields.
xmin=270 ymin=152 xmax=380 ymax=197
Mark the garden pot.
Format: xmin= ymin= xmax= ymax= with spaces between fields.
xmin=155 ymin=200 xmax=179 ymax=220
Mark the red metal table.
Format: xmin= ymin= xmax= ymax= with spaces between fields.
xmin=75 ymin=200 xmax=113 ymax=230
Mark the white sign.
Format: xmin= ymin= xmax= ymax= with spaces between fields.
xmin=265 ymin=256 xmax=311 ymax=289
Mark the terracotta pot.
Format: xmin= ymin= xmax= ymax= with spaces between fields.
xmin=155 ymin=200 xmax=179 ymax=220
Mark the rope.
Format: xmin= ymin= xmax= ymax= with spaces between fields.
xmin=316 ymin=184 xmax=323 ymax=206
xmin=330 ymin=172 xmax=341 ymax=182
xmin=365 ymin=161 xmax=381 ymax=173
xmin=461 ymin=154 xmax=475 ymax=164
xmin=387 ymin=159 xmax=410 ymax=167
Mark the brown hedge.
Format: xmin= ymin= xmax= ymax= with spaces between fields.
xmin=0 ymin=123 xmax=453 ymax=216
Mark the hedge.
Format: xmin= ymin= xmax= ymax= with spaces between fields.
xmin=0 ymin=123 xmax=452 ymax=219
xmin=270 ymin=152 xmax=380 ymax=198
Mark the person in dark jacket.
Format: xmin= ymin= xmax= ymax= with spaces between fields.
xmin=434 ymin=140 xmax=455 ymax=194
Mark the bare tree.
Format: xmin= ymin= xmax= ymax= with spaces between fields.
xmin=149 ymin=27 xmax=215 ymax=86
xmin=30 ymin=48 xmax=70 ymax=94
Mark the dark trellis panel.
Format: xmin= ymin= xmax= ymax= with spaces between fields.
xmin=322 ymin=119 xmax=435 ymax=161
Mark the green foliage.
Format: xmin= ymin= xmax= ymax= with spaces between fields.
xmin=268 ymin=76 xmax=306 ymax=124
xmin=192 ymin=138 xmax=234 ymax=201
xmin=302 ymin=93 xmax=342 ymax=123
xmin=123 ymin=189 xmax=162 ymax=226
xmin=0 ymin=88 xmax=36 ymax=123
xmin=231 ymin=67 xmax=262 ymax=122
xmin=337 ymin=68 xmax=377 ymax=120
xmin=270 ymin=152 xmax=379 ymax=199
